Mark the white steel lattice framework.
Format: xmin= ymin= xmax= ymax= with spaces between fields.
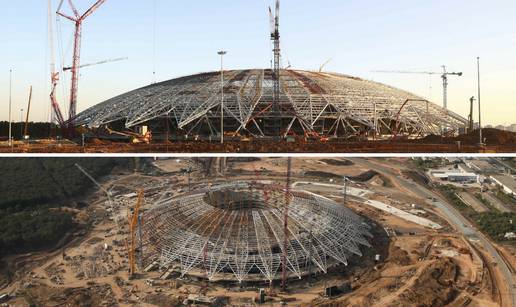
xmin=76 ymin=69 xmax=468 ymax=138
xmin=138 ymin=182 xmax=372 ymax=283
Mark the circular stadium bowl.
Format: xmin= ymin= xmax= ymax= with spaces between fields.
xmin=139 ymin=181 xmax=372 ymax=283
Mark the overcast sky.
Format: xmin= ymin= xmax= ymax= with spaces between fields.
xmin=1 ymin=0 xmax=515 ymax=126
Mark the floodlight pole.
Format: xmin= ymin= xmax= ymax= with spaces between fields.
xmin=477 ymin=57 xmax=483 ymax=146
xmin=19 ymin=109 xmax=24 ymax=139
xmin=8 ymin=69 xmax=12 ymax=147
xmin=218 ymin=51 xmax=227 ymax=144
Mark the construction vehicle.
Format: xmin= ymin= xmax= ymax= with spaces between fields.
xmin=304 ymin=131 xmax=329 ymax=142
xmin=373 ymin=66 xmax=462 ymax=110
xmin=23 ymin=86 xmax=33 ymax=140
xmin=127 ymin=189 xmax=144 ymax=278
xmin=106 ymin=127 xmax=152 ymax=144
xmin=224 ymin=131 xmax=252 ymax=142
xmin=284 ymin=130 xmax=329 ymax=143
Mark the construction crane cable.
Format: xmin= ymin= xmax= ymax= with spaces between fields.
xmin=152 ymin=0 xmax=157 ymax=84
xmin=56 ymin=15 xmax=70 ymax=117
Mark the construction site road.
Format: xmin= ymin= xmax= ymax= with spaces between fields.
xmin=352 ymin=158 xmax=516 ymax=307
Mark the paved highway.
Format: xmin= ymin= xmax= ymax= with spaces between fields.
xmin=352 ymin=158 xmax=515 ymax=307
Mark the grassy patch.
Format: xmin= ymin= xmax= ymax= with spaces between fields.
xmin=495 ymin=190 xmax=516 ymax=207
xmin=412 ymin=158 xmax=448 ymax=171
xmin=438 ymin=184 xmax=516 ymax=242
xmin=472 ymin=212 xmax=516 ymax=241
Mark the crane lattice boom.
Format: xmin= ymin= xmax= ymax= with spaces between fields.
xmin=63 ymin=57 xmax=128 ymax=71
xmin=57 ymin=0 xmax=107 ymax=135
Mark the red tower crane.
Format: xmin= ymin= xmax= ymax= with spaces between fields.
xmin=56 ymin=0 xmax=107 ymax=134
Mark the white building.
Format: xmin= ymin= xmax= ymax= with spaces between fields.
xmin=431 ymin=172 xmax=479 ymax=183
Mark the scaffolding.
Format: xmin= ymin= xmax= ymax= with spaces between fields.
xmin=138 ymin=181 xmax=372 ymax=283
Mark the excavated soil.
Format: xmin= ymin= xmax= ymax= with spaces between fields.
xmin=17 ymin=282 xmax=117 ymax=307
xmin=320 ymin=159 xmax=354 ymax=166
xmin=416 ymin=129 xmax=516 ymax=146
xmin=392 ymin=258 xmax=459 ymax=307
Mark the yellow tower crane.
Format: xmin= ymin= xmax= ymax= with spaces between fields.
xmin=127 ymin=189 xmax=144 ymax=278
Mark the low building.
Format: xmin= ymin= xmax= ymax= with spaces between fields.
xmin=448 ymin=173 xmax=479 ymax=183
xmin=431 ymin=171 xmax=479 ymax=183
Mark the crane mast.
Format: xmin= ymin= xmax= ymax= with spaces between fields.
xmin=373 ymin=66 xmax=462 ymax=110
xmin=24 ymin=86 xmax=33 ymax=139
xmin=128 ymin=190 xmax=144 ymax=277
xmin=469 ymin=96 xmax=475 ymax=132
xmin=269 ymin=0 xmax=281 ymax=136
xmin=57 ymin=0 xmax=107 ymax=135
xmin=441 ymin=66 xmax=462 ymax=110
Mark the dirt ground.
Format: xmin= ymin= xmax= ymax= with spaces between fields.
xmin=0 ymin=158 xmax=501 ymax=306
xmin=1 ymin=139 xmax=513 ymax=153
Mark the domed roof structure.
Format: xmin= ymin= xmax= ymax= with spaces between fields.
xmin=139 ymin=182 xmax=372 ymax=282
xmin=76 ymin=69 xmax=467 ymax=138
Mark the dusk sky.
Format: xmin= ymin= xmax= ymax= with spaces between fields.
xmin=1 ymin=0 xmax=515 ymax=126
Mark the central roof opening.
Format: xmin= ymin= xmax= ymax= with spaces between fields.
xmin=203 ymin=188 xmax=270 ymax=210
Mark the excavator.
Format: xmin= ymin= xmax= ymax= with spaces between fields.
xmin=105 ymin=127 xmax=152 ymax=144
xmin=224 ymin=131 xmax=252 ymax=142
xmin=285 ymin=130 xmax=329 ymax=143
xmin=304 ymin=131 xmax=329 ymax=142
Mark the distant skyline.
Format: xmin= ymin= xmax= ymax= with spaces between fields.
xmin=1 ymin=0 xmax=515 ymax=126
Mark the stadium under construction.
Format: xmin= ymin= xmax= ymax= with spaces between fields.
xmin=5 ymin=0 xmax=510 ymax=153
xmin=76 ymin=69 xmax=468 ymax=141
xmin=63 ymin=0 xmax=469 ymax=145
xmin=138 ymin=181 xmax=372 ymax=283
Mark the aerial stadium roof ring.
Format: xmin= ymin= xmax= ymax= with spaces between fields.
xmin=138 ymin=181 xmax=373 ymax=283
xmin=76 ymin=69 xmax=468 ymax=139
